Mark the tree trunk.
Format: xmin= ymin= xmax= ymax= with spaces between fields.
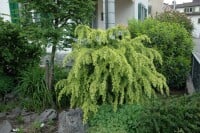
xmin=48 ymin=44 xmax=56 ymax=90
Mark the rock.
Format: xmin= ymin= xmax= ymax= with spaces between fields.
xmin=21 ymin=108 xmax=32 ymax=116
xmin=12 ymin=107 xmax=21 ymax=116
xmin=23 ymin=115 xmax=31 ymax=123
xmin=4 ymin=93 xmax=15 ymax=102
xmin=0 ymin=120 xmax=12 ymax=133
xmin=0 ymin=112 xmax=6 ymax=119
xmin=58 ymin=108 xmax=84 ymax=133
xmin=36 ymin=109 xmax=57 ymax=123
xmin=23 ymin=113 xmax=39 ymax=123
xmin=7 ymin=107 xmax=21 ymax=119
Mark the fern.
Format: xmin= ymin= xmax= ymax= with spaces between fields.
xmin=56 ymin=25 xmax=169 ymax=121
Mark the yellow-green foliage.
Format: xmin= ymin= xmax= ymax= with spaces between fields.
xmin=56 ymin=25 xmax=169 ymax=121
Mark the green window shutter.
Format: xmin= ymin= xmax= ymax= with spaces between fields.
xmin=138 ymin=3 xmax=141 ymax=20
xmin=9 ymin=0 xmax=20 ymax=23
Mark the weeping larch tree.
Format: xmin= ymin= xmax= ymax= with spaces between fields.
xmin=17 ymin=0 xmax=95 ymax=90
xmin=56 ymin=25 xmax=169 ymax=121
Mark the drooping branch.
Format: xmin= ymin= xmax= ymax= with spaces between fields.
xmin=56 ymin=25 xmax=169 ymax=121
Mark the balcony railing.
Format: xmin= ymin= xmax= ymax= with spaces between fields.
xmin=191 ymin=52 xmax=200 ymax=91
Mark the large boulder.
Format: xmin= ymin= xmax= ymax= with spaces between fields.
xmin=58 ymin=108 xmax=84 ymax=133
xmin=0 ymin=120 xmax=12 ymax=133
xmin=36 ymin=109 xmax=57 ymax=123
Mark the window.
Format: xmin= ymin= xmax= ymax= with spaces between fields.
xmin=198 ymin=18 xmax=200 ymax=24
xmin=138 ymin=3 xmax=147 ymax=21
xmin=184 ymin=7 xmax=194 ymax=13
xmin=148 ymin=6 xmax=152 ymax=15
xmin=9 ymin=0 xmax=20 ymax=23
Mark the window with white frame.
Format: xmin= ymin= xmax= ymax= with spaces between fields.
xmin=138 ymin=3 xmax=147 ymax=21
xmin=184 ymin=7 xmax=194 ymax=13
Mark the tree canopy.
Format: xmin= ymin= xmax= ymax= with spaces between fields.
xmin=17 ymin=0 xmax=95 ymax=89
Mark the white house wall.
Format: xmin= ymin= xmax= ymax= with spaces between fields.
xmin=190 ymin=16 xmax=200 ymax=38
xmin=176 ymin=5 xmax=200 ymax=38
xmin=194 ymin=6 xmax=200 ymax=12
xmin=115 ymin=0 xmax=134 ymax=26
xmin=97 ymin=0 xmax=104 ymax=29
xmin=148 ymin=0 xmax=164 ymax=17
xmin=176 ymin=8 xmax=184 ymax=13
xmin=0 ymin=0 xmax=11 ymax=21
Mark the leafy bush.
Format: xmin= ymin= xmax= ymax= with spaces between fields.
xmin=56 ymin=25 xmax=168 ymax=121
xmin=128 ymin=19 xmax=193 ymax=89
xmin=0 ymin=18 xmax=42 ymax=76
xmin=156 ymin=11 xmax=193 ymax=34
xmin=54 ymin=66 xmax=71 ymax=108
xmin=0 ymin=70 xmax=14 ymax=96
xmin=88 ymin=93 xmax=200 ymax=133
xmin=17 ymin=66 xmax=53 ymax=111
xmin=88 ymin=104 xmax=143 ymax=133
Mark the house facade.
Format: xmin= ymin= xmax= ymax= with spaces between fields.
xmin=148 ymin=0 xmax=164 ymax=17
xmin=0 ymin=0 xmax=11 ymax=21
xmin=175 ymin=0 xmax=200 ymax=38
xmin=0 ymin=0 xmax=19 ymax=23
xmin=93 ymin=0 xmax=148 ymax=29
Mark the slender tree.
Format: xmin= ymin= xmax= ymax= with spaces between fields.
xmin=17 ymin=0 xmax=95 ymax=90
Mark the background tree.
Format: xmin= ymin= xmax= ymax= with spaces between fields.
xmin=17 ymin=0 xmax=95 ymax=90
xmin=56 ymin=25 xmax=169 ymax=121
xmin=155 ymin=11 xmax=193 ymax=34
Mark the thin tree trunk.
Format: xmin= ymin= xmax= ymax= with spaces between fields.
xmin=48 ymin=44 xmax=57 ymax=108
xmin=49 ymin=44 xmax=56 ymax=90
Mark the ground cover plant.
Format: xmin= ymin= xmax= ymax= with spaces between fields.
xmin=128 ymin=19 xmax=193 ymax=89
xmin=88 ymin=93 xmax=200 ymax=133
xmin=56 ymin=25 xmax=169 ymax=121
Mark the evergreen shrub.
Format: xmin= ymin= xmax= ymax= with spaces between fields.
xmin=56 ymin=25 xmax=168 ymax=121
xmin=128 ymin=19 xmax=193 ymax=89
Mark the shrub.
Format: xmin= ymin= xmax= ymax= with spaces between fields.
xmin=88 ymin=104 xmax=143 ymax=133
xmin=17 ymin=66 xmax=52 ymax=111
xmin=128 ymin=19 xmax=193 ymax=89
xmin=54 ymin=66 xmax=71 ymax=108
xmin=0 ymin=18 xmax=42 ymax=76
xmin=56 ymin=25 xmax=168 ymax=121
xmin=88 ymin=93 xmax=200 ymax=133
xmin=156 ymin=11 xmax=193 ymax=34
xmin=0 ymin=70 xmax=14 ymax=97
